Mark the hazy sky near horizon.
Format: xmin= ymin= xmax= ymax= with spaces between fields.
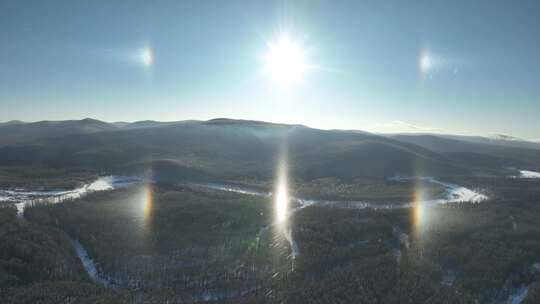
xmin=1 ymin=0 xmax=539 ymax=138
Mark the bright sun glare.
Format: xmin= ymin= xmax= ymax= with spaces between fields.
xmin=141 ymin=48 xmax=153 ymax=67
xmin=421 ymin=56 xmax=431 ymax=70
xmin=419 ymin=52 xmax=433 ymax=75
xmin=276 ymin=182 xmax=288 ymax=223
xmin=264 ymin=34 xmax=306 ymax=86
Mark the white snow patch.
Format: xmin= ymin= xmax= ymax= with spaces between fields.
xmin=193 ymin=183 xmax=271 ymax=197
xmin=518 ymin=170 xmax=540 ymax=179
xmin=388 ymin=176 xmax=488 ymax=204
xmin=0 ymin=176 xmax=139 ymax=216
xmin=87 ymin=177 xmax=115 ymax=191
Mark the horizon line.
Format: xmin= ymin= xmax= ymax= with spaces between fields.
xmin=1 ymin=116 xmax=538 ymax=142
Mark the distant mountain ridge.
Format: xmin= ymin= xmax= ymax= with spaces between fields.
xmin=0 ymin=118 xmax=198 ymax=146
xmin=0 ymin=120 xmax=24 ymax=127
xmin=0 ymin=118 xmax=538 ymax=180
xmin=0 ymin=118 xmax=470 ymax=181
xmin=438 ymin=134 xmax=540 ymax=150
xmin=0 ymin=118 xmax=117 ymax=146
xmin=3 ymin=118 xmax=537 ymax=147
xmin=0 ymin=118 xmax=306 ymax=146
xmin=389 ymin=134 xmax=540 ymax=171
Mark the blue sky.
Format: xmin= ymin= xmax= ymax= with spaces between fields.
xmin=1 ymin=0 xmax=539 ymax=139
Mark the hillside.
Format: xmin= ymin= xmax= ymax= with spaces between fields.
xmin=390 ymin=134 xmax=540 ymax=171
xmin=0 ymin=119 xmax=468 ymax=182
xmin=0 ymin=118 xmax=118 ymax=146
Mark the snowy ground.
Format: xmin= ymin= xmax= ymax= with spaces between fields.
xmin=389 ymin=176 xmax=488 ymax=204
xmin=0 ymin=176 xmax=140 ymax=287
xmin=517 ymin=170 xmax=540 ymax=179
xmin=0 ymin=176 xmax=140 ymax=216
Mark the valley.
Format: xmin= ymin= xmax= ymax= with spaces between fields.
xmin=1 ymin=119 xmax=540 ymax=303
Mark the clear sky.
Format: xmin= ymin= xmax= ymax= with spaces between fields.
xmin=1 ymin=0 xmax=539 ymax=139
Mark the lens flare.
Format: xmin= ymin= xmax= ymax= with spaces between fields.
xmin=274 ymin=145 xmax=290 ymax=225
xmin=412 ymin=183 xmax=430 ymax=239
xmin=419 ymin=50 xmax=433 ymax=78
xmin=412 ymin=183 xmax=428 ymax=232
xmin=414 ymin=200 xmax=425 ymax=228
xmin=272 ymin=145 xmax=298 ymax=270
xmin=135 ymin=183 xmax=154 ymax=235
xmin=275 ymin=181 xmax=288 ymax=223
xmin=420 ymin=55 xmax=432 ymax=71
xmin=143 ymin=184 xmax=153 ymax=219
xmin=141 ymin=47 xmax=153 ymax=67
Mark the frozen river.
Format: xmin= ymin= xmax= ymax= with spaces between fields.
xmin=517 ymin=170 xmax=540 ymax=179
xmin=0 ymin=176 xmax=139 ymax=216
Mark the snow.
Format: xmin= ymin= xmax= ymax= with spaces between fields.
xmin=195 ymin=177 xmax=488 ymax=262
xmin=518 ymin=170 xmax=540 ymax=179
xmin=388 ymin=176 xmax=488 ymax=204
xmin=73 ymin=239 xmax=111 ymax=286
xmin=0 ymin=176 xmax=139 ymax=216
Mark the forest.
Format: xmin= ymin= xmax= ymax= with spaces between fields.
xmin=1 ymin=176 xmax=539 ymax=303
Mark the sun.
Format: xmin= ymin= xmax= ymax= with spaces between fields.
xmin=264 ymin=34 xmax=306 ymax=86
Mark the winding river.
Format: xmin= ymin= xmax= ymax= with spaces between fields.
xmin=1 ymin=175 xmax=491 ymax=298
xmin=0 ymin=176 xmax=139 ymax=216
xmin=197 ymin=176 xmax=488 ymax=210
xmin=73 ymin=239 xmax=113 ymax=287
xmin=192 ymin=177 xmax=488 ymax=262
xmin=0 ymin=176 xmax=139 ymax=286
